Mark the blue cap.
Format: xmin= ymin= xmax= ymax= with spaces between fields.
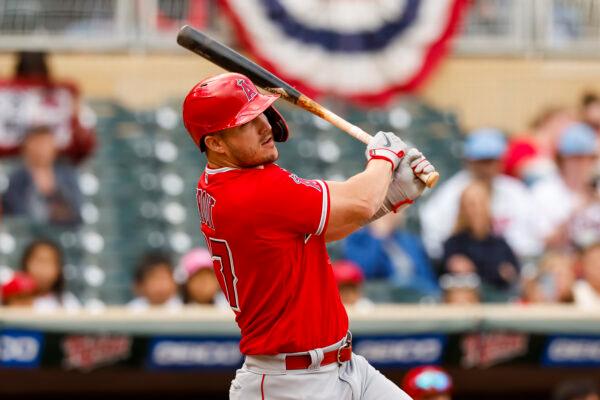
xmin=463 ymin=128 xmax=507 ymax=160
xmin=557 ymin=123 xmax=598 ymax=156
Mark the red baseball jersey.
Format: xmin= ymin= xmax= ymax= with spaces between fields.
xmin=196 ymin=163 xmax=348 ymax=355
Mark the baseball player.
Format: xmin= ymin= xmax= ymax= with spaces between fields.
xmin=182 ymin=72 xmax=435 ymax=400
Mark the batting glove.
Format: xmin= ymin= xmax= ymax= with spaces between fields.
xmin=365 ymin=131 xmax=408 ymax=171
xmin=371 ymin=148 xmax=434 ymax=220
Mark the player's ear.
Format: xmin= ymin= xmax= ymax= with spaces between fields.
xmin=203 ymin=132 xmax=227 ymax=154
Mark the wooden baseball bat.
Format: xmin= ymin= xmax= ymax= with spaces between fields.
xmin=176 ymin=25 xmax=439 ymax=188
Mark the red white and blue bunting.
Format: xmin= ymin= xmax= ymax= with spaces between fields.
xmin=221 ymin=0 xmax=468 ymax=105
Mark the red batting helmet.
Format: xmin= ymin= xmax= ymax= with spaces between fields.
xmin=401 ymin=366 xmax=453 ymax=399
xmin=182 ymin=72 xmax=289 ymax=151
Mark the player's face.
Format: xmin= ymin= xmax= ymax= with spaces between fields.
xmin=219 ymin=113 xmax=279 ymax=167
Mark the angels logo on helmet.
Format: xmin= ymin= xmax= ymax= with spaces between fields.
xmin=236 ymin=78 xmax=258 ymax=102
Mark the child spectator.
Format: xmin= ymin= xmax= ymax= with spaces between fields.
xmin=332 ymin=260 xmax=374 ymax=312
xmin=401 ymin=365 xmax=453 ymax=400
xmin=1 ymin=272 xmax=37 ymax=307
xmin=2 ymin=125 xmax=82 ymax=226
xmin=573 ymin=242 xmax=600 ymax=308
xmin=181 ymin=247 xmax=227 ymax=308
xmin=20 ymin=239 xmax=80 ymax=311
xmin=128 ymin=251 xmax=182 ymax=310
xmin=443 ymin=182 xmax=521 ymax=292
xmin=439 ymin=273 xmax=481 ymax=304
xmin=344 ymin=212 xmax=440 ymax=300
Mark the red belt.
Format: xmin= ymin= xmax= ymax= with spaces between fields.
xmin=285 ymin=344 xmax=352 ymax=370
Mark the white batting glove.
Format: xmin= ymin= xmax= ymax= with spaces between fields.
xmin=365 ymin=131 xmax=408 ymax=171
xmin=371 ymin=148 xmax=434 ymax=220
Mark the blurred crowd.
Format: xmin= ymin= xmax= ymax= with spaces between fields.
xmin=0 ymin=51 xmax=600 ymax=312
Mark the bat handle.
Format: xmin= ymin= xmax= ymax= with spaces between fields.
xmin=313 ymin=105 xmax=440 ymax=188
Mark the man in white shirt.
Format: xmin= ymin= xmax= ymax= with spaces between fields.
xmin=531 ymin=123 xmax=599 ymax=248
xmin=420 ymin=128 xmax=542 ymax=260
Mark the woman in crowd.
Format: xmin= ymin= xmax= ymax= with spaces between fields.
xmin=20 ymin=239 xmax=80 ymax=310
xmin=443 ymin=182 xmax=521 ymax=295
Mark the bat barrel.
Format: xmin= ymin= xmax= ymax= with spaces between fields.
xmin=177 ymin=25 xmax=303 ymax=103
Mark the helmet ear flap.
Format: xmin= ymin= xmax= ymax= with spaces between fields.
xmin=264 ymin=106 xmax=289 ymax=143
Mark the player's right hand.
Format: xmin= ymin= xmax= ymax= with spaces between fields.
xmin=365 ymin=131 xmax=408 ymax=171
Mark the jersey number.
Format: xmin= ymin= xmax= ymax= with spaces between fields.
xmin=208 ymin=238 xmax=240 ymax=311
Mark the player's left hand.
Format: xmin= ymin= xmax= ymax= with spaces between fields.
xmin=385 ymin=148 xmax=433 ymax=212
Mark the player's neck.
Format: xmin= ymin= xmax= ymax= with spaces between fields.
xmin=206 ymin=154 xmax=265 ymax=170
xmin=206 ymin=153 xmax=240 ymax=169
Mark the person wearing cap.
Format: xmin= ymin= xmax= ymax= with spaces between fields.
xmin=181 ymin=247 xmax=228 ymax=308
xmin=502 ymin=107 xmax=571 ymax=185
xmin=531 ymin=123 xmax=599 ymax=249
xmin=401 ymin=365 xmax=453 ymax=400
xmin=1 ymin=272 xmax=37 ymax=307
xmin=332 ymin=260 xmax=374 ymax=312
xmin=420 ymin=128 xmax=542 ymax=261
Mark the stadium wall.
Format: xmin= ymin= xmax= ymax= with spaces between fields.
xmin=1 ymin=54 xmax=600 ymax=133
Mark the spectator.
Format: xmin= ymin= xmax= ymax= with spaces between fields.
xmin=573 ymin=242 xmax=600 ymax=308
xmin=568 ymin=172 xmax=600 ymax=249
xmin=502 ymin=107 xmax=572 ymax=185
xmin=344 ymin=212 xmax=440 ymax=300
xmin=331 ymin=260 xmax=374 ymax=312
xmin=553 ymin=378 xmax=600 ymax=400
xmin=1 ymin=272 xmax=37 ymax=307
xmin=180 ymin=247 xmax=227 ymax=307
xmin=532 ymin=123 xmax=598 ymax=249
xmin=439 ymin=273 xmax=481 ymax=304
xmin=128 ymin=252 xmax=182 ymax=310
xmin=521 ymin=251 xmax=575 ymax=304
xmin=2 ymin=125 xmax=82 ymax=226
xmin=580 ymin=92 xmax=600 ymax=133
xmin=420 ymin=128 xmax=542 ymax=260
xmin=0 ymin=51 xmax=96 ymax=162
xmin=20 ymin=239 xmax=80 ymax=311
xmin=401 ymin=365 xmax=453 ymax=400
xmin=443 ymin=182 xmax=520 ymax=292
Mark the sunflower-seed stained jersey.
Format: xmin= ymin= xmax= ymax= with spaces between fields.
xmin=197 ymin=163 xmax=348 ymax=355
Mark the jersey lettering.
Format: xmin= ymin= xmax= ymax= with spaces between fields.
xmin=196 ymin=189 xmax=216 ymax=229
xmin=208 ymin=238 xmax=240 ymax=311
xmin=289 ymin=173 xmax=322 ymax=192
